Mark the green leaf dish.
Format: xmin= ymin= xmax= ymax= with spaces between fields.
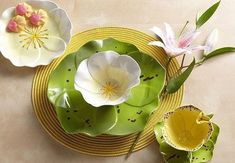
xmin=48 ymin=38 xmax=166 ymax=136
xmin=154 ymin=120 xmax=220 ymax=163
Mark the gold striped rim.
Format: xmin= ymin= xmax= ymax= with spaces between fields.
xmin=31 ymin=27 xmax=184 ymax=156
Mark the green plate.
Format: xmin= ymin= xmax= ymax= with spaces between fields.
xmin=47 ymin=38 xmax=166 ymax=136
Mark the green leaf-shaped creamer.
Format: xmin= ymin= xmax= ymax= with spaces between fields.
xmin=154 ymin=122 xmax=220 ymax=163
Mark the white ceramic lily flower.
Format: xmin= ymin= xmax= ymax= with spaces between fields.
xmin=74 ymin=51 xmax=141 ymax=107
xmin=149 ymin=23 xmax=206 ymax=57
xmin=204 ymin=29 xmax=218 ymax=55
xmin=0 ymin=1 xmax=72 ymax=67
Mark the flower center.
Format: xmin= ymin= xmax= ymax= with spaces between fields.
xmin=19 ymin=26 xmax=48 ymax=50
xmin=100 ymin=81 xmax=119 ymax=99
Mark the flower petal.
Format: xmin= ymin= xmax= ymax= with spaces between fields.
xmin=104 ymin=91 xmax=131 ymax=106
xmin=78 ymin=85 xmax=131 ymax=107
xmin=111 ymin=55 xmax=140 ymax=88
xmin=148 ymin=41 xmax=165 ymax=48
xmin=204 ymin=29 xmax=218 ymax=54
xmin=77 ymin=89 xmax=108 ymax=107
xmin=49 ymin=8 xmax=72 ymax=43
xmin=149 ymin=41 xmax=176 ymax=56
xmin=169 ymin=47 xmax=188 ymax=57
xmin=74 ymin=59 xmax=101 ymax=94
xmin=164 ymin=23 xmax=176 ymax=46
xmin=0 ymin=8 xmax=12 ymax=41
xmin=188 ymin=45 xmax=208 ymax=52
xmin=178 ymin=31 xmax=200 ymax=48
xmin=150 ymin=26 xmax=167 ymax=45
xmin=80 ymin=88 xmax=132 ymax=107
xmin=0 ymin=8 xmax=15 ymax=36
xmin=27 ymin=0 xmax=58 ymax=12
xmin=1 ymin=7 xmax=15 ymax=21
xmin=87 ymin=51 xmax=119 ymax=84
xmin=87 ymin=51 xmax=140 ymax=91
xmin=0 ymin=41 xmax=41 ymax=67
xmin=19 ymin=48 xmax=41 ymax=67
xmin=28 ymin=36 xmax=67 ymax=66
xmin=43 ymin=36 xmax=66 ymax=53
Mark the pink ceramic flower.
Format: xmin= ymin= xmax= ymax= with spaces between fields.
xmin=7 ymin=20 xmax=17 ymax=32
xmin=7 ymin=15 xmax=26 ymax=32
xmin=149 ymin=23 xmax=207 ymax=57
xmin=15 ymin=3 xmax=32 ymax=17
xmin=29 ymin=9 xmax=47 ymax=26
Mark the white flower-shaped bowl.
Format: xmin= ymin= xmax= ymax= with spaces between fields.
xmin=74 ymin=51 xmax=141 ymax=107
xmin=0 ymin=0 xmax=72 ymax=67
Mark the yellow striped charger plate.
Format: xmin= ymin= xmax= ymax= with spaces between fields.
xmin=32 ymin=27 xmax=183 ymax=156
